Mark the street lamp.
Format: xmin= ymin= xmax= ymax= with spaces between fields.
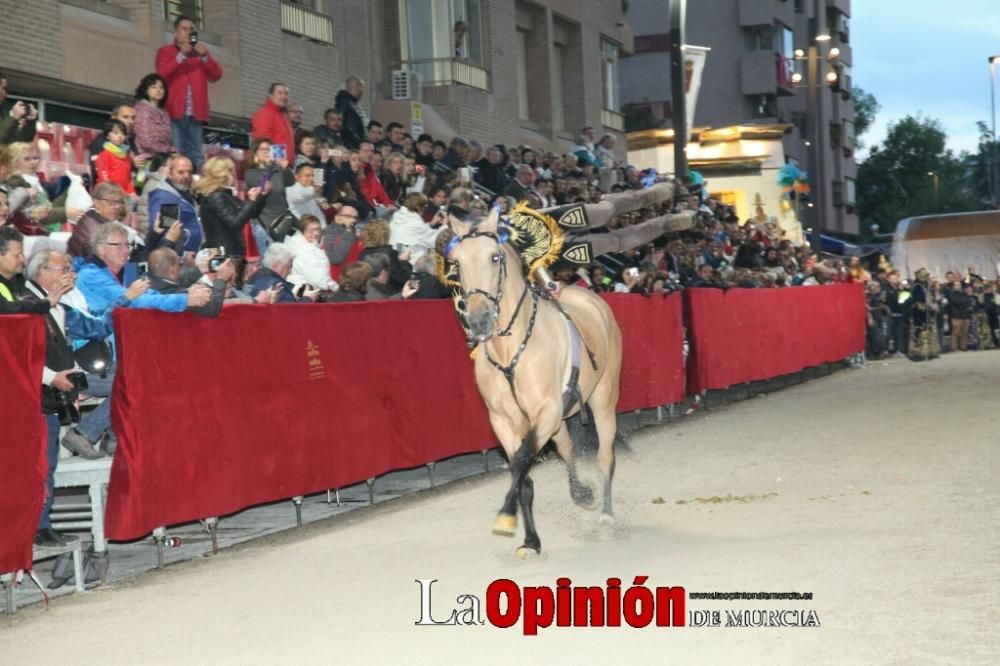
xmin=989 ymin=55 xmax=1000 ymax=207
xmin=927 ymin=171 xmax=940 ymax=213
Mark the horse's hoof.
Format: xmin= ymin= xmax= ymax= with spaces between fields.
xmin=516 ymin=546 xmax=540 ymax=560
xmin=571 ymin=484 xmax=597 ymax=510
xmin=598 ymin=512 xmax=616 ymax=526
xmin=492 ymin=513 xmax=517 ymax=537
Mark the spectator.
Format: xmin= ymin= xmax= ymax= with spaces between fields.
xmin=244 ymin=137 xmax=294 ymax=254
xmin=386 ymin=122 xmax=405 ymax=152
xmin=504 ymin=164 xmax=535 ymax=201
xmin=389 ymin=192 xmax=443 ymax=261
xmin=147 ymin=155 xmax=202 ymax=254
xmin=288 ymin=102 xmax=304 ymax=144
xmin=155 ymin=15 xmax=223 ymax=170
xmin=285 ymin=214 xmax=337 ymax=292
xmin=195 ymin=156 xmax=266 ymax=257
xmin=286 ymin=163 xmax=326 ymax=223
xmin=93 ymin=119 xmax=136 ymax=196
xmin=325 ymin=261 xmax=370 ymax=302
xmin=251 ymin=82 xmax=295 ymax=161
xmin=357 ymin=140 xmax=394 ymax=211
xmin=572 ymin=134 xmax=597 ymax=168
xmin=144 ymin=247 xmax=222 ymax=316
xmin=358 ymin=219 xmax=411 ymax=295
xmin=948 ymin=279 xmax=974 ymax=352
xmin=246 ymin=242 xmax=317 ymax=303
xmin=5 ymin=142 xmax=80 ymax=234
xmin=0 ymin=186 xmax=8 ymax=226
xmin=323 ymin=202 xmax=363 ymax=280
xmin=866 ymin=281 xmax=889 ymax=358
xmin=432 ymin=140 xmax=448 ymax=162
xmin=406 ymin=254 xmax=449 ymax=299
xmin=0 ymin=72 xmax=38 ymax=145
xmin=414 ymin=133 xmax=435 ymax=168
xmin=362 ymin=252 xmax=397 ymax=300
xmin=381 ymin=151 xmax=407 ymax=204
xmin=26 ymin=249 xmax=118 ymax=460
xmin=367 ymin=120 xmax=385 ymax=144
xmin=75 ymin=222 xmax=209 ymax=317
xmin=435 ymin=136 xmax=469 ymax=172
xmin=314 ymin=108 xmax=346 ymax=147
xmin=335 ymin=76 xmax=368 ymax=149
xmin=294 ymin=131 xmax=321 ymax=167
xmin=474 ymin=145 xmax=508 ymax=196
xmin=1 ymin=226 xmax=57 ymax=314
xmin=133 ymin=73 xmax=175 ymax=162
xmin=68 ymin=182 xmax=127 ymax=258
xmin=594 ymin=133 xmax=617 ymax=168
xmin=689 ymin=263 xmax=724 ymax=289
xmin=87 ymin=104 xmax=138 ymax=175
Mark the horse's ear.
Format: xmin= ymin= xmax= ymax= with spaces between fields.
xmin=448 ymin=212 xmax=472 ymax=238
xmin=480 ymin=204 xmax=500 ymax=234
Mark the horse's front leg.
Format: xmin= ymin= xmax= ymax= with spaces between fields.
xmin=489 ymin=412 xmax=528 ymax=537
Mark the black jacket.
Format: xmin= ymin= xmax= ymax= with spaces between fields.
xmin=197 ymin=189 xmax=267 ymax=257
xmin=474 ymin=158 xmax=508 ymax=196
xmin=947 ymin=289 xmax=975 ymax=319
xmin=358 ymin=245 xmax=412 ymax=293
xmin=0 ymin=273 xmax=51 ymax=315
xmin=147 ymin=274 xmax=226 ymax=317
xmin=334 ymin=90 xmax=366 ymax=149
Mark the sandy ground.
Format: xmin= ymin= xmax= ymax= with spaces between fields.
xmin=2 ymin=352 xmax=998 ymax=665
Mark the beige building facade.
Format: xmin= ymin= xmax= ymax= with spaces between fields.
xmin=620 ymin=0 xmax=858 ymax=234
xmin=0 ymin=0 xmax=632 ymax=158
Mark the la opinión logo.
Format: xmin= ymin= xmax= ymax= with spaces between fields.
xmin=415 ymin=577 xmax=686 ymax=635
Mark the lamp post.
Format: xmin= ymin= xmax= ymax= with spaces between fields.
xmin=806 ymin=0 xmax=831 ymax=254
xmin=927 ymin=171 xmax=940 ymax=213
xmin=669 ymin=0 xmax=688 ymax=181
xmin=989 ymin=55 xmax=999 ymax=208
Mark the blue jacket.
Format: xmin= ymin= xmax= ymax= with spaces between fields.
xmin=247 ymin=267 xmax=297 ymax=304
xmin=76 ymin=256 xmax=188 ymax=316
xmin=148 ymin=178 xmax=203 ymax=253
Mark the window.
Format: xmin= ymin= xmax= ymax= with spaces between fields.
xmin=751 ymin=94 xmax=777 ymax=119
xmin=602 ymin=40 xmax=620 ymax=112
xmin=281 ymin=1 xmax=333 ymax=44
xmin=516 ymin=30 xmax=529 ymax=119
xmin=845 ymin=177 xmax=856 ymax=206
xmin=164 ymin=0 xmax=203 ymax=28
xmin=843 ymin=119 xmax=856 ymax=149
xmin=398 ymin=0 xmax=486 ymax=89
xmin=827 ymin=7 xmax=850 ymax=43
xmin=552 ymin=43 xmax=566 ymax=130
xmin=829 ymin=122 xmax=842 ymax=148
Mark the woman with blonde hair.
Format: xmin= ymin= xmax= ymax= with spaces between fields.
xmin=389 ymin=191 xmax=442 ymax=261
xmin=4 ymin=141 xmax=79 ymax=233
xmin=380 ymin=151 xmax=406 ymax=204
xmin=196 ymin=156 xmax=267 ymax=256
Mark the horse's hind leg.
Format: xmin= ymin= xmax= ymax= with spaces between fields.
xmin=591 ymin=403 xmax=619 ymax=523
xmin=552 ymin=422 xmax=596 ymax=509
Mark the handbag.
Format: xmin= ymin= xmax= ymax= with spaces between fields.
xmin=266 ymin=210 xmax=297 ymax=242
xmin=74 ymin=339 xmax=113 ymax=377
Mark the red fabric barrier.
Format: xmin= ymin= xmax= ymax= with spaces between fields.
xmin=0 ymin=317 xmax=48 ymax=573
xmin=605 ymin=293 xmax=686 ymax=409
xmin=686 ymin=283 xmax=866 ymax=394
xmin=105 ymin=294 xmax=686 ymax=540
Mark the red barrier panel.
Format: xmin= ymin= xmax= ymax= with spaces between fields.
xmin=106 ymin=294 xmax=685 ymax=540
xmin=0 ymin=317 xmax=48 ymax=573
xmin=685 ymin=283 xmax=866 ymax=394
xmin=605 ymin=293 xmax=685 ymax=409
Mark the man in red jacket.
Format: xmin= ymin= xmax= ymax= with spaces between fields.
xmin=251 ymin=83 xmax=295 ymax=162
xmin=155 ymin=15 xmax=223 ymax=171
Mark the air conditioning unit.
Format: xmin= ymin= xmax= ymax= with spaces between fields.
xmin=392 ymin=70 xmax=421 ymax=101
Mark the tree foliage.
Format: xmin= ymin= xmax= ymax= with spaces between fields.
xmin=851 ymin=87 xmax=880 ymax=148
xmin=857 ymin=114 xmax=978 ymax=234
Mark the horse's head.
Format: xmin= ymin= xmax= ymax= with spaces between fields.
xmin=445 ymin=205 xmax=510 ymax=342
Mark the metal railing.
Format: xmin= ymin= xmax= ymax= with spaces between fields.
xmin=401 ymin=57 xmax=489 ymax=91
xmin=602 ymin=109 xmax=625 ymax=131
xmin=281 ymin=1 xmax=333 ymax=45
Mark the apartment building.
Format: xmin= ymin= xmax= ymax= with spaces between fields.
xmin=620 ymin=0 xmax=858 ymax=234
xmin=0 ymin=0 xmax=632 ymax=160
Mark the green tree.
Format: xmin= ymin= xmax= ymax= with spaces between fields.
xmin=969 ymin=120 xmax=999 ymax=207
xmin=851 ymin=87 xmax=880 ymax=149
xmin=857 ymin=114 xmax=978 ymax=234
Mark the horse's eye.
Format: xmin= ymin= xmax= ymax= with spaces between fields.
xmin=492 ymin=253 xmax=502 ymax=263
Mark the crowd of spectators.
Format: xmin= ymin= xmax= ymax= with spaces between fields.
xmin=2 ymin=14 xmax=999 ymax=551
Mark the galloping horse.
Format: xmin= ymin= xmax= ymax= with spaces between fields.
xmin=445 ymin=206 xmax=623 ymax=557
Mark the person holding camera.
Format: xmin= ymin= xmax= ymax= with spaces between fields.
xmin=246 ymin=243 xmax=319 ymax=304
xmin=147 ymin=155 xmax=202 ymax=254
xmin=195 ymin=156 xmax=267 ymax=258
xmin=144 ymin=247 xmax=219 ymax=316
xmin=0 ymin=73 xmax=38 ymax=145
xmin=155 ymin=15 xmax=223 ymax=171
xmin=285 ymin=214 xmax=337 ymax=293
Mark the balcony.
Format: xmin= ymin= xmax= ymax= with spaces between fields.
xmin=738 ymin=0 xmax=795 ymax=28
xmin=741 ymin=51 xmax=795 ymax=97
xmin=281 ymin=2 xmax=333 ymax=45
xmin=602 ymin=109 xmax=625 ymax=132
xmin=401 ymin=58 xmax=489 ymax=92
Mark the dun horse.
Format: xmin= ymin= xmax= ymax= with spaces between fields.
xmin=446 ymin=206 xmax=623 ymax=557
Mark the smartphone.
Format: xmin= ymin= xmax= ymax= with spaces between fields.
xmin=137 ymin=262 xmax=149 ymax=279
xmin=269 ymin=144 xmax=287 ymax=162
xmin=313 ymin=169 xmax=325 ymax=187
xmin=160 ymin=203 xmax=180 ymax=225
xmin=625 ymin=267 xmax=640 ymax=279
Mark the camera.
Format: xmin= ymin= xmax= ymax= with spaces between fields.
xmin=53 ymin=372 xmax=88 ymax=426
xmin=209 ymin=255 xmax=230 ymax=271
xmin=189 ymin=31 xmax=199 ymax=46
